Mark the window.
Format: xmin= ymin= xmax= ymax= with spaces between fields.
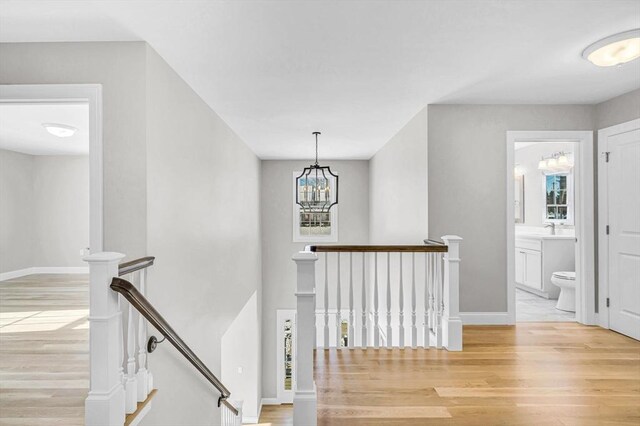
xmin=293 ymin=171 xmax=338 ymax=242
xmin=544 ymin=173 xmax=573 ymax=224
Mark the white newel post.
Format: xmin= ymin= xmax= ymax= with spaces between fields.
xmin=441 ymin=236 xmax=463 ymax=351
xmin=84 ymin=252 xmax=126 ymax=426
xmin=292 ymin=251 xmax=318 ymax=426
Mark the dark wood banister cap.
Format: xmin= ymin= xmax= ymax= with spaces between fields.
xmin=306 ymin=244 xmax=447 ymax=253
xmin=118 ymin=256 xmax=156 ymax=277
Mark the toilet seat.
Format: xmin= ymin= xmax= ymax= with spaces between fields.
xmin=552 ymin=271 xmax=575 ymax=281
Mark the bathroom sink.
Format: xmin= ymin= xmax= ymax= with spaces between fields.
xmin=516 ymin=233 xmax=575 ymax=240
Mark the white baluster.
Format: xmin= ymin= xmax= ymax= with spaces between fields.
xmin=373 ymin=253 xmax=380 ymax=348
xmin=361 ymin=253 xmax=367 ymax=348
xmin=336 ymin=253 xmax=342 ymax=348
xmin=348 ymin=252 xmax=354 ymax=349
xmin=323 ymin=253 xmax=329 ymax=349
xmin=125 ymin=274 xmax=138 ymax=414
xmin=423 ymin=253 xmax=430 ymax=349
xmin=398 ymin=252 xmax=405 ymax=349
xmin=136 ymin=268 xmax=150 ymax=401
xmin=411 ymin=252 xmax=417 ymax=349
xmin=442 ymin=235 xmax=463 ymax=351
xmin=434 ymin=253 xmax=443 ymax=349
xmin=117 ymin=295 xmax=125 ymax=384
xmin=386 ymin=252 xmax=392 ymax=348
xmin=84 ymin=252 xmax=126 ymax=426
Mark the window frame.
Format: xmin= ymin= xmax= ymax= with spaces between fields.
xmin=542 ymin=172 xmax=574 ymax=225
xmin=292 ymin=171 xmax=338 ymax=242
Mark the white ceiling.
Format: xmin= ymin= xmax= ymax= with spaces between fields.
xmin=0 ymin=103 xmax=89 ymax=155
xmin=1 ymin=1 xmax=639 ymax=159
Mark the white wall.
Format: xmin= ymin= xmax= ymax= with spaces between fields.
xmin=0 ymin=149 xmax=34 ymax=272
xmin=427 ymin=105 xmax=594 ymax=313
xmin=369 ymin=108 xmax=428 ymax=244
xmin=260 ymin=160 xmax=369 ymax=400
xmin=0 ymin=149 xmax=88 ymax=274
xmin=514 ymin=142 xmax=576 ymax=229
xmin=0 ymin=42 xmax=148 ymax=258
xmin=32 ymin=155 xmax=89 ymax=267
xmin=145 ymin=46 xmax=262 ymax=426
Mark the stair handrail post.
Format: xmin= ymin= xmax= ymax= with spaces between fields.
xmin=292 ymin=250 xmax=318 ymax=426
xmin=84 ymin=252 xmax=127 ymax=426
xmin=441 ymin=236 xmax=463 ymax=351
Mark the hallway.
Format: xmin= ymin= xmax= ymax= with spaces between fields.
xmin=0 ymin=274 xmax=89 ymax=426
xmin=259 ymin=322 xmax=640 ymax=425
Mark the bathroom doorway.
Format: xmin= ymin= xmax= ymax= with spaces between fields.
xmin=506 ymin=131 xmax=595 ymax=325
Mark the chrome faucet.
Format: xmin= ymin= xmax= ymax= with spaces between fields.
xmin=544 ymin=222 xmax=556 ymax=235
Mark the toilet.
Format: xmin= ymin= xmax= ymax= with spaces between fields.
xmin=551 ymin=271 xmax=576 ymax=312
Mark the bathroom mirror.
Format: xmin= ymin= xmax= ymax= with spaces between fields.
xmin=544 ymin=172 xmax=573 ymax=224
xmin=514 ymin=175 xmax=525 ymax=223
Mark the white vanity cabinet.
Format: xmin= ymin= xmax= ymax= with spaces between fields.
xmin=515 ymin=235 xmax=575 ymax=299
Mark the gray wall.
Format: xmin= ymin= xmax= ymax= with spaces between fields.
xmin=370 ymin=108 xmax=428 ymax=244
xmin=596 ymin=88 xmax=640 ymax=129
xmin=0 ymin=149 xmax=34 ymax=272
xmin=0 ymin=42 xmax=148 ymax=258
xmin=427 ymin=105 xmax=594 ymax=313
xmin=144 ymin=46 xmax=262 ymax=426
xmin=0 ymin=149 xmax=89 ymax=273
xmin=260 ymin=160 xmax=369 ymax=399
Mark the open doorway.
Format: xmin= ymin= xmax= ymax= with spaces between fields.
xmin=506 ymin=131 xmax=595 ymax=325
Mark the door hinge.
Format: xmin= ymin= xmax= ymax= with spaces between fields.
xmin=606 ymin=298 xmax=610 ymax=308
xmin=606 ymin=225 xmax=610 ymax=235
xmin=604 ymin=151 xmax=611 ymax=162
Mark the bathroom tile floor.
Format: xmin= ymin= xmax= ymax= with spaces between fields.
xmin=516 ymin=288 xmax=575 ymax=322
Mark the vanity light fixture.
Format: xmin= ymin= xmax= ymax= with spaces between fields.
xmin=42 ymin=123 xmax=77 ymax=138
xmin=582 ymin=29 xmax=640 ymax=67
xmin=538 ymin=152 xmax=573 ymax=174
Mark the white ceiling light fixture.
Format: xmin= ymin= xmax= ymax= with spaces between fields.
xmin=582 ymin=29 xmax=640 ymax=67
xmin=42 ymin=123 xmax=77 ymax=138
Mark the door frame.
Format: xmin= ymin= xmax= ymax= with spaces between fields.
xmin=597 ymin=118 xmax=640 ymax=330
xmin=506 ymin=131 xmax=595 ymax=325
xmin=0 ymin=84 xmax=103 ymax=252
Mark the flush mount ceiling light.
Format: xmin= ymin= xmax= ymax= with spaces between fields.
xmin=295 ymin=132 xmax=339 ymax=214
xmin=582 ymin=29 xmax=640 ymax=67
xmin=42 ymin=123 xmax=77 ymax=138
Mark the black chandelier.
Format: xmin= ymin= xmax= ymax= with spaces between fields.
xmin=295 ymin=132 xmax=339 ymax=214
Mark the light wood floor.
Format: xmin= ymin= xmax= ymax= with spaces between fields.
xmin=0 ymin=274 xmax=89 ymax=426
xmin=259 ymin=323 xmax=640 ymax=425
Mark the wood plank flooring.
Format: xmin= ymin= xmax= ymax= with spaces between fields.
xmin=259 ymin=323 xmax=640 ymax=426
xmin=0 ymin=274 xmax=89 ymax=426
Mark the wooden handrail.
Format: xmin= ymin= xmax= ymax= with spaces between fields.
xmin=306 ymin=244 xmax=448 ymax=253
xmin=119 ymin=256 xmax=155 ymax=276
xmin=110 ymin=277 xmax=239 ymax=416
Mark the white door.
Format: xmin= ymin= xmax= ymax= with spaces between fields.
xmin=601 ymin=121 xmax=640 ymax=340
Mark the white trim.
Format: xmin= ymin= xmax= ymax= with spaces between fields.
xmin=260 ymin=398 xmax=280 ymax=406
xmin=0 ymin=266 xmax=90 ymax=281
xmin=597 ymin=118 xmax=640 ymax=329
xmin=126 ymin=401 xmax=152 ymax=426
xmin=459 ymin=312 xmax=510 ymax=325
xmin=507 ymin=131 xmax=595 ymax=326
xmin=243 ymin=415 xmax=260 ymax=424
xmin=0 ymin=84 xmax=103 ymax=253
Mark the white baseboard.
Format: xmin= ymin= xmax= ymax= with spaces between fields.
xmin=0 ymin=266 xmax=89 ymax=282
xmin=460 ymin=312 xmax=510 ymax=325
xmin=243 ymin=415 xmax=260 ymax=424
xmin=260 ymin=398 xmax=279 ymax=405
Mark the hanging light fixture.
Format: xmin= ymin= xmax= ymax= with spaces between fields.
xmin=295 ymin=132 xmax=338 ymax=214
xmin=538 ymin=151 xmax=574 ymax=174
